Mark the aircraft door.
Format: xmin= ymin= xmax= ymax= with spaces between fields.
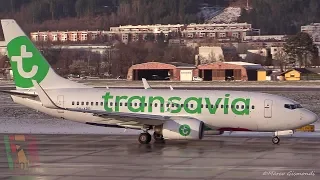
xmin=264 ymin=99 xmax=273 ymax=118
xmin=57 ymin=95 xmax=64 ymax=114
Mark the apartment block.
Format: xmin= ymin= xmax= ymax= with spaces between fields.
xmin=30 ymin=22 xmax=261 ymax=43
xmin=30 ymin=30 xmax=102 ymax=42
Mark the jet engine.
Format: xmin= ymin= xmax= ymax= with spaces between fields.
xmin=154 ymin=118 xmax=204 ymax=140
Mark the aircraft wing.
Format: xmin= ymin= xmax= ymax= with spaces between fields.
xmin=65 ymin=108 xmax=173 ymax=126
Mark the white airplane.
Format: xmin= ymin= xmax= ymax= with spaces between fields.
xmin=1 ymin=19 xmax=318 ymax=145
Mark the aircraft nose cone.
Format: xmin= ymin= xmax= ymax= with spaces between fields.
xmin=304 ymin=111 xmax=319 ymax=124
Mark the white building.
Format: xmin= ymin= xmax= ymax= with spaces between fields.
xmin=243 ymin=35 xmax=286 ymax=42
xmin=198 ymin=46 xmax=224 ymax=64
xmin=301 ymin=23 xmax=320 ymax=56
xmin=0 ymin=41 xmax=7 ymax=55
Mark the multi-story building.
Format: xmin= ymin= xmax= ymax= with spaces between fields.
xmin=0 ymin=41 xmax=6 ymax=55
xmin=30 ymin=22 xmax=261 ymax=44
xmin=301 ymin=23 xmax=320 ymax=56
xmin=243 ymin=35 xmax=286 ymax=42
xmin=182 ymin=23 xmax=260 ymax=41
xmin=30 ymin=30 xmax=102 ymax=42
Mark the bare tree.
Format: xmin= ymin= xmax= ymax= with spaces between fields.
xmin=274 ymin=49 xmax=288 ymax=71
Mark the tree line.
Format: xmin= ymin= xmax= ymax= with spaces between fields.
xmin=0 ymin=0 xmax=232 ymax=34
xmin=239 ymin=0 xmax=320 ymax=35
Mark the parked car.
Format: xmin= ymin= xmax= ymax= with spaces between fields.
xmin=192 ymin=76 xmax=203 ymax=81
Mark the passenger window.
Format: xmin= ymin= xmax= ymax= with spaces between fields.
xmin=110 ymin=102 xmax=113 ymax=106
xmin=77 ymin=102 xmax=79 ymax=105
xmin=72 ymin=101 xmax=75 ymax=105
xmin=221 ymin=105 xmax=224 ymax=108
xmin=216 ymin=105 xmax=219 ymax=108
xmin=145 ymin=103 xmax=147 ymax=106
xmin=190 ymin=104 xmax=194 ymax=108
xmin=181 ymin=104 xmax=184 ymax=107
xmin=96 ymin=102 xmax=98 ymax=106
xmin=241 ymin=105 xmax=244 ymax=109
xmin=231 ymin=105 xmax=234 ymax=108
xmin=171 ymin=104 xmax=175 ymax=107
xmin=166 ymin=104 xmax=170 ymax=107
xmin=125 ymin=103 xmax=128 ymax=106
xmin=100 ymin=102 xmax=103 ymax=106
xmin=81 ymin=102 xmax=84 ymax=105
xmin=225 ymin=105 xmax=229 ymax=108
xmin=236 ymin=105 xmax=239 ymax=109
xmin=160 ymin=104 xmax=164 ymax=107
xmin=206 ymin=105 xmax=209 ymax=108
xmin=86 ymin=102 xmax=89 ymax=106
xmin=115 ymin=102 xmax=118 ymax=106
xmin=120 ymin=102 xmax=123 ymax=106
xmin=134 ymin=103 xmax=137 ymax=106
xmin=91 ymin=102 xmax=94 ymax=106
xmin=252 ymin=105 xmax=255 ymax=109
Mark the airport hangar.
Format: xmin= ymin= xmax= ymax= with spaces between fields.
xmin=127 ymin=61 xmax=266 ymax=81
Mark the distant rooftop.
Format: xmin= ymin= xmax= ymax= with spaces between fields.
xmin=166 ymin=62 xmax=196 ymax=68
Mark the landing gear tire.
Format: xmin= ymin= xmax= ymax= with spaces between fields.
xmin=139 ymin=133 xmax=151 ymax=144
xmin=153 ymin=132 xmax=165 ymax=143
xmin=272 ymin=136 xmax=280 ymax=144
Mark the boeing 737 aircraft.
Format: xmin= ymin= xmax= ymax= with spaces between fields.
xmin=1 ymin=19 xmax=318 ymax=145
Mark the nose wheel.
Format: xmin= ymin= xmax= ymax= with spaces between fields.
xmin=138 ymin=132 xmax=151 ymax=144
xmin=272 ymin=136 xmax=280 ymax=144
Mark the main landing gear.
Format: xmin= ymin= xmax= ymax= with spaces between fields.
xmin=138 ymin=125 xmax=165 ymax=144
xmin=138 ymin=132 xmax=152 ymax=144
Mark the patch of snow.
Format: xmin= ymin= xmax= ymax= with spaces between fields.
xmin=206 ymin=7 xmax=242 ymax=23
xmin=198 ymin=6 xmax=224 ymax=22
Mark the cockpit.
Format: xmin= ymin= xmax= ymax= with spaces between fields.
xmin=284 ymin=104 xmax=303 ymax=110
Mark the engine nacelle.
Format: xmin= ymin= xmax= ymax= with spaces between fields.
xmin=158 ymin=118 xmax=204 ymax=140
xmin=204 ymin=130 xmax=224 ymax=135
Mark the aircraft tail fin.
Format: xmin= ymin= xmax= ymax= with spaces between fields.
xmin=1 ymin=19 xmax=88 ymax=90
xmin=142 ymin=78 xmax=151 ymax=89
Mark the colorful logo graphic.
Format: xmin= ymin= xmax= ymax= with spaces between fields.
xmin=4 ymin=135 xmax=39 ymax=170
xmin=179 ymin=124 xmax=191 ymax=136
xmin=7 ymin=36 xmax=49 ymax=88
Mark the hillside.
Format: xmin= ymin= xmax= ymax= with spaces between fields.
xmin=239 ymin=0 xmax=320 ymax=35
xmin=0 ymin=0 xmax=232 ymax=34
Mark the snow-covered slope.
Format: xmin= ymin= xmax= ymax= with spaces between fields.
xmin=206 ymin=7 xmax=242 ymax=23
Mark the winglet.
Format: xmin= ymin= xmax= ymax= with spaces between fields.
xmin=31 ymin=80 xmax=60 ymax=109
xmin=142 ymin=78 xmax=151 ymax=89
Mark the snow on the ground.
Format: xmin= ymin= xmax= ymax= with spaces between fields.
xmin=206 ymin=7 xmax=242 ymax=23
xmin=198 ymin=6 xmax=224 ymax=22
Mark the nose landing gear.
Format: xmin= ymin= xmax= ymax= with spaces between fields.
xmin=272 ymin=136 xmax=280 ymax=144
xmin=272 ymin=130 xmax=294 ymax=145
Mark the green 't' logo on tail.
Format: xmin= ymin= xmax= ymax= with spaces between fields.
xmin=7 ymin=36 xmax=49 ymax=88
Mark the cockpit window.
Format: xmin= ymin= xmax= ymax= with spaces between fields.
xmin=284 ymin=104 xmax=303 ymax=110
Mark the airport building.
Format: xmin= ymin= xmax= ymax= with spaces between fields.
xmin=197 ymin=62 xmax=265 ymax=81
xmin=127 ymin=62 xmax=197 ymax=81
xmin=127 ymin=61 xmax=266 ymax=81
